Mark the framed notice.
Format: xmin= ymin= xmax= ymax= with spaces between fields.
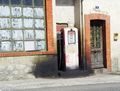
xmin=68 ymin=30 xmax=76 ymax=44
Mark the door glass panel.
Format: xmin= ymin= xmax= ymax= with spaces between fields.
xmin=91 ymin=26 xmax=101 ymax=49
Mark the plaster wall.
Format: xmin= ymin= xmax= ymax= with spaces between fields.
xmin=55 ymin=0 xmax=75 ymax=25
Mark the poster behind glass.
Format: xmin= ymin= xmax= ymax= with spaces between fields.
xmin=24 ymin=19 xmax=33 ymax=28
xmin=13 ymin=41 xmax=23 ymax=51
xmin=12 ymin=30 xmax=23 ymax=40
xmin=0 ymin=42 xmax=12 ymax=51
xmin=23 ymin=7 xmax=33 ymax=17
xmin=0 ymin=18 xmax=11 ymax=28
xmin=24 ymin=30 xmax=34 ymax=40
xmin=34 ymin=8 xmax=44 ymax=18
xmin=0 ymin=30 xmax=11 ymax=40
xmin=0 ymin=6 xmax=10 ymax=16
xmin=36 ymin=41 xmax=46 ymax=50
xmin=68 ymin=30 xmax=76 ymax=44
xmin=35 ymin=19 xmax=44 ymax=29
xmin=35 ymin=30 xmax=45 ymax=40
xmin=24 ymin=41 xmax=35 ymax=51
xmin=12 ymin=18 xmax=22 ymax=28
xmin=11 ymin=7 xmax=22 ymax=17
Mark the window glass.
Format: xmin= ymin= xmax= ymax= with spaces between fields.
xmin=0 ymin=0 xmax=46 ymax=52
xmin=0 ymin=6 xmax=10 ymax=16
xmin=11 ymin=0 xmax=21 ymax=5
xmin=24 ymin=19 xmax=33 ymax=28
xmin=35 ymin=30 xmax=45 ymax=40
xmin=0 ymin=42 xmax=12 ymax=51
xmin=34 ymin=0 xmax=43 ymax=6
xmin=35 ymin=19 xmax=44 ymax=29
xmin=11 ymin=7 xmax=22 ymax=17
xmin=0 ymin=0 xmax=2 ymax=4
xmin=3 ymin=0 xmax=9 ymax=5
xmin=12 ymin=30 xmax=23 ymax=40
xmin=36 ymin=41 xmax=45 ymax=50
xmin=0 ymin=30 xmax=11 ymax=40
xmin=34 ymin=8 xmax=44 ymax=18
xmin=24 ymin=30 xmax=34 ymax=40
xmin=0 ymin=18 xmax=11 ymax=28
xmin=12 ymin=18 xmax=22 ymax=28
xmin=25 ymin=41 xmax=35 ymax=51
xmin=23 ymin=0 xmax=32 ymax=6
xmin=23 ymin=7 xmax=33 ymax=17
xmin=13 ymin=41 xmax=23 ymax=51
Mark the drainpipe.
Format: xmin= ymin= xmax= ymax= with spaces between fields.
xmin=80 ymin=0 xmax=86 ymax=70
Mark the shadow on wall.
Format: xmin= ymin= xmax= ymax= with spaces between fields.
xmin=32 ymin=55 xmax=59 ymax=78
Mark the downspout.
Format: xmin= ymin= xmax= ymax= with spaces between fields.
xmin=80 ymin=0 xmax=86 ymax=70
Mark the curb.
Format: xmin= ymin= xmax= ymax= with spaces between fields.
xmin=0 ymin=74 xmax=120 ymax=90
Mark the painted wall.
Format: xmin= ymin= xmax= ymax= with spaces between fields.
xmin=0 ymin=55 xmax=57 ymax=81
xmin=55 ymin=0 xmax=75 ymax=25
xmin=83 ymin=0 xmax=120 ymax=72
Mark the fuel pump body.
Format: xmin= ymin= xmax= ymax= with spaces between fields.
xmin=57 ymin=27 xmax=79 ymax=71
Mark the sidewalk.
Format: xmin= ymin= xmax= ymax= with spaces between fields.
xmin=0 ymin=74 xmax=120 ymax=90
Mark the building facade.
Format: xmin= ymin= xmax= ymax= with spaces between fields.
xmin=0 ymin=0 xmax=56 ymax=80
xmin=55 ymin=0 xmax=120 ymax=73
xmin=0 ymin=0 xmax=120 ymax=80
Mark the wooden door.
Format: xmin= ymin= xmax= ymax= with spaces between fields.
xmin=90 ymin=20 xmax=104 ymax=68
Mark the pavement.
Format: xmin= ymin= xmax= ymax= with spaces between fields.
xmin=0 ymin=73 xmax=120 ymax=90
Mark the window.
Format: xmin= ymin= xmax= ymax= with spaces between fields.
xmin=11 ymin=0 xmax=21 ymax=5
xmin=23 ymin=0 xmax=32 ymax=6
xmin=0 ymin=0 xmax=46 ymax=52
xmin=34 ymin=0 xmax=43 ymax=6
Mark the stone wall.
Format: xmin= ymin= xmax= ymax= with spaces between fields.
xmin=0 ymin=55 xmax=57 ymax=81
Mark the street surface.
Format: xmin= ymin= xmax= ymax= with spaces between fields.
xmin=12 ymin=82 xmax=120 ymax=91
xmin=0 ymin=74 xmax=120 ymax=91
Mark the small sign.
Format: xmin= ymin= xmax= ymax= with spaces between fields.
xmin=68 ymin=29 xmax=76 ymax=44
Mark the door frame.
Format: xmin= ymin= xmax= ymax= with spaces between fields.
xmin=84 ymin=13 xmax=111 ymax=71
